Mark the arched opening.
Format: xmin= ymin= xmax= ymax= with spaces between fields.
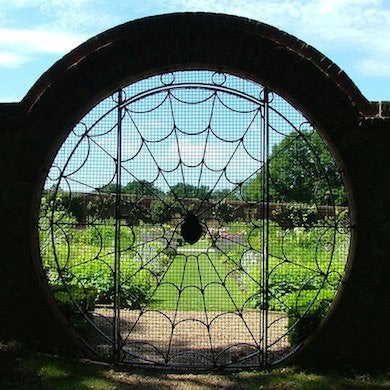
xmin=38 ymin=69 xmax=351 ymax=368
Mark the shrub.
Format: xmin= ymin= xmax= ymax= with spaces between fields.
xmin=240 ymin=248 xmax=339 ymax=312
xmin=149 ymin=200 xmax=173 ymax=224
xmin=286 ymin=290 xmax=334 ymax=346
xmin=120 ymin=269 xmax=153 ymax=308
xmin=54 ymin=192 xmax=85 ymax=223
xmin=272 ymin=203 xmax=319 ymax=230
xmin=43 ymin=237 xmax=156 ymax=313
xmin=211 ymin=200 xmax=235 ymax=223
xmin=51 ymin=283 xmax=98 ymax=318
xmin=163 ymin=246 xmax=177 ymax=259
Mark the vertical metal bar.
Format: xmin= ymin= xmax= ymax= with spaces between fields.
xmin=114 ymin=89 xmax=123 ymax=362
xmin=261 ymin=89 xmax=270 ymax=367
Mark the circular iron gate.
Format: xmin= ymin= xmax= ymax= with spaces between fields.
xmin=38 ymin=70 xmax=351 ymax=368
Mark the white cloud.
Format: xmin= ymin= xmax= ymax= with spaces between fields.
xmin=0 ymin=0 xmax=120 ymax=34
xmin=0 ymin=28 xmax=86 ymax=55
xmin=168 ymin=138 xmax=259 ymax=184
xmin=2 ymin=0 xmax=390 ymax=76
xmin=164 ymin=0 xmax=390 ymax=78
xmin=0 ymin=27 xmax=86 ymax=69
xmin=0 ymin=0 xmax=389 ymax=99
xmin=0 ymin=51 xmax=27 ymax=68
xmin=0 ymin=0 xmax=120 ymax=69
xmin=174 ymin=138 xmax=225 ymax=168
xmin=358 ymin=58 xmax=390 ymax=77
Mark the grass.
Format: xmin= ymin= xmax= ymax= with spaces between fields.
xmin=1 ymin=341 xmax=389 ymax=390
xmin=176 ymin=238 xmax=211 ymax=250
xmin=149 ymin=251 xmax=246 ymax=311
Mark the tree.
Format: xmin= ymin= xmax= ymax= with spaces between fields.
xmin=98 ymin=183 xmax=120 ymax=193
xmin=211 ymin=200 xmax=236 ymax=223
xmin=123 ymin=180 xmax=162 ymax=196
xmin=242 ymin=131 xmax=346 ymax=206
xmin=168 ymin=183 xmax=209 ymax=199
xmin=211 ymin=188 xmax=239 ymax=201
xmin=99 ymin=180 xmax=162 ymax=196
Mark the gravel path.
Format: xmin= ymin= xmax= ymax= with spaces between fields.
xmin=92 ymin=308 xmax=290 ymax=367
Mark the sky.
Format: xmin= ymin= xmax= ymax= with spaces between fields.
xmin=0 ymin=0 xmax=390 ymax=103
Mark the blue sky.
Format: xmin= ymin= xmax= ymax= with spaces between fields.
xmin=0 ymin=0 xmax=390 ymax=103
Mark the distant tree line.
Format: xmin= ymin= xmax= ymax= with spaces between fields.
xmin=99 ymin=131 xmax=346 ymax=207
xmin=98 ymin=180 xmax=239 ymax=201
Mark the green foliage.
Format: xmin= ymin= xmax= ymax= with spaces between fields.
xmin=40 ymin=196 xmax=349 ymax=347
xmin=98 ymin=180 xmax=241 ymax=202
xmin=162 ymin=246 xmax=177 ymax=259
xmin=123 ymin=180 xmax=162 ymax=196
xmin=242 ymin=130 xmax=347 ymax=205
xmin=42 ymin=229 xmax=156 ymax=314
xmin=234 ymin=220 xmax=347 ymax=320
xmin=271 ymin=203 xmax=319 ymax=230
xmin=51 ymin=284 xmax=98 ymax=319
xmin=98 ymin=183 xmax=120 ymax=193
xmin=99 ymin=180 xmax=162 ymax=197
xmin=287 ymin=292 xmax=332 ymax=346
xmin=124 ymin=199 xmax=150 ymax=225
xmin=211 ymin=188 xmax=239 ymax=201
xmin=168 ymin=183 xmax=209 ymax=199
xmin=44 ymin=191 xmax=85 ymax=223
xmin=46 ymin=259 xmax=154 ymax=313
xmin=211 ymin=200 xmax=235 ymax=223
xmin=149 ymin=199 xmax=173 ymax=224
xmin=244 ymin=265 xmax=328 ymax=312
xmin=240 ymin=228 xmax=340 ymax=343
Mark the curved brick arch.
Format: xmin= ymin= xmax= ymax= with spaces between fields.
xmin=23 ymin=14 xmax=372 ymax=193
xmin=1 ymin=13 xmax=389 ymax=370
xmin=23 ymin=13 xmax=373 ymax=116
xmin=24 ymin=13 xmax=366 ymax=219
xmin=27 ymin=12 xmax=362 ymax=365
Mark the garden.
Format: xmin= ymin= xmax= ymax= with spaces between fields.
xmin=40 ymin=194 xmax=350 ymax=353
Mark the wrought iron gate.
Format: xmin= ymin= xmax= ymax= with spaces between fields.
xmin=39 ymin=70 xmax=350 ymax=368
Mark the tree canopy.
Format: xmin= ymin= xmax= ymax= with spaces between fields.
xmin=99 ymin=180 xmax=162 ymax=196
xmin=168 ymin=183 xmax=209 ymax=199
xmin=242 ymin=131 xmax=347 ymax=206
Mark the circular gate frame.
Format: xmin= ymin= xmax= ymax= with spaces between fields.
xmin=26 ymin=13 xmax=369 ymax=367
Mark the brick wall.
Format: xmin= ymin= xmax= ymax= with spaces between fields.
xmin=0 ymin=13 xmax=389 ymax=368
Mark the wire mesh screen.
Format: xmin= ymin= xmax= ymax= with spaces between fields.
xmin=38 ymin=70 xmax=351 ymax=369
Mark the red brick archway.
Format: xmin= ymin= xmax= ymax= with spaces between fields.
xmin=1 ymin=13 xmax=389 ymax=369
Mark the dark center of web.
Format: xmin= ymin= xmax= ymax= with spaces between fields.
xmin=180 ymin=212 xmax=203 ymax=245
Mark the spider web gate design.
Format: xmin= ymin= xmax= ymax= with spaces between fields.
xmin=39 ymin=71 xmax=350 ymax=369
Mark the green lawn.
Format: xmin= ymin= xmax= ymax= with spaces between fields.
xmin=149 ymin=251 xmax=246 ymax=311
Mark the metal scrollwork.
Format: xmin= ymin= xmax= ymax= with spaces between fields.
xmin=39 ymin=70 xmax=351 ymax=368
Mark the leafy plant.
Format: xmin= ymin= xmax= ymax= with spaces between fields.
xmin=149 ymin=199 xmax=173 ymax=224
xmin=287 ymin=291 xmax=333 ymax=346
xmin=51 ymin=283 xmax=98 ymax=318
xmin=271 ymin=203 xmax=319 ymax=230
xmin=211 ymin=200 xmax=236 ymax=223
